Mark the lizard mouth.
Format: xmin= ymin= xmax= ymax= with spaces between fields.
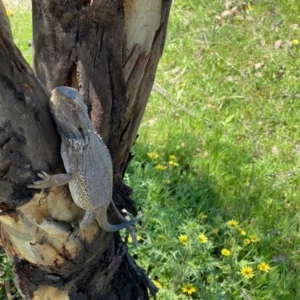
xmin=77 ymin=124 xmax=86 ymax=139
xmin=77 ymin=124 xmax=90 ymax=145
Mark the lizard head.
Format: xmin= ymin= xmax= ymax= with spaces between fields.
xmin=50 ymin=86 xmax=92 ymax=151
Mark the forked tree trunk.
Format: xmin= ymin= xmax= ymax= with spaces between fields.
xmin=0 ymin=0 xmax=172 ymax=299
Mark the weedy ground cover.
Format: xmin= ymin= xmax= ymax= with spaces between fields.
xmin=2 ymin=0 xmax=300 ymax=299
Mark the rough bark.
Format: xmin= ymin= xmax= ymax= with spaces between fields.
xmin=32 ymin=0 xmax=171 ymax=182
xmin=0 ymin=0 xmax=172 ymax=299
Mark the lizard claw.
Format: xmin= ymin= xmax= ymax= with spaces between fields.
xmin=69 ymin=226 xmax=80 ymax=239
xmin=27 ymin=171 xmax=53 ymax=189
xmin=37 ymin=171 xmax=51 ymax=180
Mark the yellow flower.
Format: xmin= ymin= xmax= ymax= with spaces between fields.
xmin=127 ymin=235 xmax=142 ymax=243
xmin=212 ymin=228 xmax=219 ymax=236
xmin=258 ymin=262 xmax=271 ymax=273
xmin=240 ymin=266 xmax=254 ymax=279
xmin=178 ymin=235 xmax=188 ymax=246
xmin=198 ymin=234 xmax=208 ymax=244
xmin=292 ymin=39 xmax=299 ymax=45
xmin=6 ymin=10 xmax=13 ymax=17
xmin=247 ymin=5 xmax=253 ymax=11
xmin=200 ymin=213 xmax=208 ymax=220
xmin=169 ymin=155 xmax=177 ymax=161
xmin=155 ymin=164 xmax=166 ymax=171
xmin=238 ymin=228 xmax=246 ymax=236
xmin=169 ymin=160 xmax=179 ymax=167
xmin=147 ymin=152 xmax=159 ymax=159
xmin=221 ymin=248 xmax=231 ymax=256
xmin=153 ymin=280 xmax=162 ymax=289
xmin=181 ymin=283 xmax=196 ymax=295
xmin=227 ymin=219 xmax=239 ymax=228
xmin=250 ymin=235 xmax=260 ymax=243
xmin=243 ymin=239 xmax=251 ymax=246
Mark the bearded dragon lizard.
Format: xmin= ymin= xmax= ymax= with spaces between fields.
xmin=28 ymin=86 xmax=142 ymax=240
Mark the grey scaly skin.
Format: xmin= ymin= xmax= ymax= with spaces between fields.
xmin=28 ymin=86 xmax=142 ymax=239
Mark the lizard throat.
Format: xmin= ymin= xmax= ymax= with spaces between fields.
xmin=56 ymin=124 xmax=90 ymax=153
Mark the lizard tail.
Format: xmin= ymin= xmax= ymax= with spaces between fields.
xmin=97 ymin=208 xmax=143 ymax=232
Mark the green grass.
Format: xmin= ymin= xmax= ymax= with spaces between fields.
xmin=0 ymin=249 xmax=21 ymax=300
xmin=127 ymin=0 xmax=300 ymax=299
xmin=3 ymin=0 xmax=300 ymax=299
xmin=4 ymin=1 xmax=32 ymax=65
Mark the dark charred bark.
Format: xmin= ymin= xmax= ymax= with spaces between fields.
xmin=0 ymin=0 xmax=172 ymax=299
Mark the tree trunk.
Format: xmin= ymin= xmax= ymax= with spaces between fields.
xmin=0 ymin=0 xmax=171 ymax=299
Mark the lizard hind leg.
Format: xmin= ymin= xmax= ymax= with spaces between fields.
xmin=68 ymin=210 xmax=97 ymax=239
xmin=79 ymin=210 xmax=98 ymax=230
xmin=69 ymin=209 xmax=99 ymax=239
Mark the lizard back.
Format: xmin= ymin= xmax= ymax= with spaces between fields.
xmin=68 ymin=134 xmax=113 ymax=212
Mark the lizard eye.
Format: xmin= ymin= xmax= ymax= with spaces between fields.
xmin=70 ymin=103 xmax=77 ymax=109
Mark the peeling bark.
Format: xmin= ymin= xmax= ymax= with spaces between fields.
xmin=0 ymin=0 xmax=172 ymax=298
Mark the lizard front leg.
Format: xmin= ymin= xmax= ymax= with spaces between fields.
xmin=28 ymin=171 xmax=75 ymax=189
xmin=28 ymin=142 xmax=78 ymax=189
